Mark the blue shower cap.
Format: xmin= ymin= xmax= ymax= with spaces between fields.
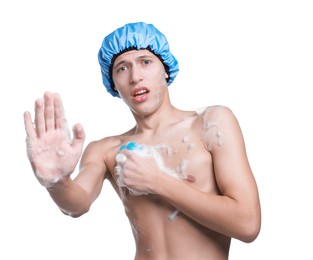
xmin=98 ymin=22 xmax=179 ymax=98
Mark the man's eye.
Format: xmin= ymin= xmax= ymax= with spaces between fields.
xmin=143 ymin=60 xmax=151 ymax=65
xmin=118 ymin=66 xmax=127 ymax=72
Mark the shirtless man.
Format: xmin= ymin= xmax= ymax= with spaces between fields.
xmin=23 ymin=22 xmax=261 ymax=260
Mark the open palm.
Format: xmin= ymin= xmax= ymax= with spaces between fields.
xmin=24 ymin=92 xmax=85 ymax=187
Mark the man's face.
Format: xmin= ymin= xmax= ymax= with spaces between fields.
xmin=112 ymin=49 xmax=169 ymax=116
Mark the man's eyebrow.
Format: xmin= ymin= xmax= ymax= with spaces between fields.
xmin=137 ymin=54 xmax=152 ymax=59
xmin=113 ymin=59 xmax=127 ymax=70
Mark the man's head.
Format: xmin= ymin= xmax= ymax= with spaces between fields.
xmin=98 ymin=22 xmax=179 ymax=98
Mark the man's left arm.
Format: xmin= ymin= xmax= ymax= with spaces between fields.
xmin=153 ymin=107 xmax=261 ymax=242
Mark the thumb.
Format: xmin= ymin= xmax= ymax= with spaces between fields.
xmin=71 ymin=123 xmax=86 ymax=148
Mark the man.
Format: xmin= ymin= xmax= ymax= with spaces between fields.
xmin=24 ymin=22 xmax=261 ymax=259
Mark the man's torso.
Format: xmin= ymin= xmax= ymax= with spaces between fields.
xmin=101 ymin=106 xmax=231 ymax=259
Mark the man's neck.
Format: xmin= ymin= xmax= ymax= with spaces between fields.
xmin=132 ymin=104 xmax=179 ymax=134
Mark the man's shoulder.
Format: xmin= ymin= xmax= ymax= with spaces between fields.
xmin=87 ymin=127 xmax=136 ymax=151
xmin=196 ymin=105 xmax=235 ymax=119
xmin=89 ymin=134 xmax=125 ymax=149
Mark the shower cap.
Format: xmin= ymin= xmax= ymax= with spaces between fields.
xmin=98 ymin=22 xmax=179 ymax=98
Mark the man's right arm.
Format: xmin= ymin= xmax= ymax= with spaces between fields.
xmin=47 ymin=141 xmax=107 ymax=217
xmin=24 ymin=92 xmax=106 ymax=217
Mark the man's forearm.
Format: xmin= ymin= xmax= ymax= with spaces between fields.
xmin=47 ymin=177 xmax=91 ymax=217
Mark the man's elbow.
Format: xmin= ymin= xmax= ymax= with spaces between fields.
xmin=237 ymin=215 xmax=261 ymax=243
xmin=60 ymin=205 xmax=90 ymax=218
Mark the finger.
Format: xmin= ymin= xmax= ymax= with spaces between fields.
xmin=71 ymin=123 xmax=86 ymax=148
xmin=116 ymin=153 xmax=127 ymax=164
xmin=54 ymin=93 xmax=66 ymax=129
xmin=114 ymin=165 xmax=123 ymax=176
xmin=23 ymin=111 xmax=37 ymax=139
xmin=44 ymin=92 xmax=55 ymax=131
xmin=123 ymin=149 xmax=137 ymax=160
xmin=34 ymin=98 xmax=46 ymax=136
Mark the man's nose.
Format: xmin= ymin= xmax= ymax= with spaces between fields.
xmin=129 ymin=65 xmax=143 ymax=85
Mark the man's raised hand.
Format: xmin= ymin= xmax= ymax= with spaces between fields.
xmin=23 ymin=92 xmax=85 ymax=187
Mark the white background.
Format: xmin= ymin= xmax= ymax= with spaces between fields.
xmin=1 ymin=0 xmax=312 ymax=259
